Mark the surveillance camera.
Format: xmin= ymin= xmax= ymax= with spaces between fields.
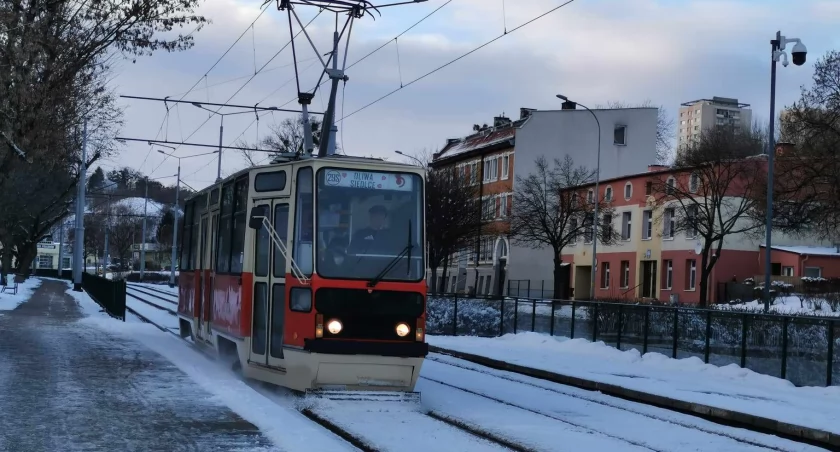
xmin=791 ymin=42 xmax=807 ymax=66
xmin=782 ymin=58 xmax=789 ymax=68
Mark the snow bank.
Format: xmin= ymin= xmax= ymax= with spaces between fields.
xmin=429 ymin=333 xmax=840 ymax=435
xmin=718 ymin=295 xmax=840 ymax=317
xmin=0 ymin=277 xmax=43 ymax=313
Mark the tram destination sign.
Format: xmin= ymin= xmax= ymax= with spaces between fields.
xmin=324 ymin=169 xmax=413 ymax=192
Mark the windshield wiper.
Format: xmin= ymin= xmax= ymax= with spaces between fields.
xmin=367 ymin=221 xmax=413 ymax=288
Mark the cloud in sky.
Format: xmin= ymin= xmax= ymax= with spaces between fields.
xmin=108 ymin=0 xmax=839 ymax=191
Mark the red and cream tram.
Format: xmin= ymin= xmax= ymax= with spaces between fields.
xmin=176 ymin=155 xmax=427 ymax=394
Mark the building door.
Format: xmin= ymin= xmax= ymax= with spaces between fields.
xmin=196 ymin=214 xmax=209 ymax=340
xmin=249 ymin=200 xmax=289 ymax=368
xmin=641 ymin=261 xmax=658 ymax=299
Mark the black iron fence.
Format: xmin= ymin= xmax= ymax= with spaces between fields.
xmin=81 ymin=272 xmax=126 ymax=320
xmin=507 ymin=280 xmax=555 ymax=299
xmin=427 ymin=293 xmax=840 ymax=387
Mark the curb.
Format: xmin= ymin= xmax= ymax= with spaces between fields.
xmin=428 ymin=345 xmax=840 ymax=449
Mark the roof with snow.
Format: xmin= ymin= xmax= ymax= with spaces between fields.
xmin=433 ymin=120 xmax=523 ymax=164
xmin=762 ymin=245 xmax=840 ymax=256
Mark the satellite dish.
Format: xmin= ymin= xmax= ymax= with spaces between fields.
xmin=694 ymin=241 xmax=702 ymax=255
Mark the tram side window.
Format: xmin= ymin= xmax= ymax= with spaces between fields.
xmin=292 ymin=167 xmax=313 ymax=276
xmin=230 ymin=176 xmax=250 ymax=274
xmin=273 ymin=204 xmax=289 ymax=277
xmin=180 ymin=201 xmax=194 ymax=271
xmin=217 ymin=182 xmax=234 ymax=273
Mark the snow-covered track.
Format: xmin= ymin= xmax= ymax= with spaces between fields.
xmin=126 ymin=284 xmax=178 ymax=305
xmin=425 ymin=354 xmax=823 ymax=452
xmin=126 ymin=291 xmax=177 ymax=315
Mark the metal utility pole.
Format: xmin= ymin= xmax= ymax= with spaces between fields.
xmin=170 ymin=163 xmax=181 ymax=288
xmin=140 ymin=177 xmax=148 ymax=280
xmin=104 ymin=195 xmax=110 ymax=272
xmin=216 ymin=116 xmax=224 ymax=182
xmin=57 ymin=221 xmax=65 ymax=278
xmin=73 ymin=119 xmax=88 ymax=292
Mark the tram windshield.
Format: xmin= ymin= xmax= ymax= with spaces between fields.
xmin=316 ymin=167 xmax=424 ymax=282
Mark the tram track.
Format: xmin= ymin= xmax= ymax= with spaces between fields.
xmin=126 ymin=284 xmax=178 ymax=305
xmin=126 ymin=291 xmax=177 ymax=316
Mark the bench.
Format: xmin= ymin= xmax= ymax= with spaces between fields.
xmin=1 ymin=274 xmax=20 ymax=295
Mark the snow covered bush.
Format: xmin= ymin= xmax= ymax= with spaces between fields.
xmin=426 ymin=296 xmax=514 ymax=337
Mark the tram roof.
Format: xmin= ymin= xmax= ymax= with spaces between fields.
xmin=188 ymin=154 xmax=423 ymax=198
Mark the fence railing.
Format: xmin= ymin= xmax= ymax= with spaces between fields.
xmin=427 ymin=293 xmax=840 ymax=387
xmin=81 ymin=272 xmax=126 ymax=321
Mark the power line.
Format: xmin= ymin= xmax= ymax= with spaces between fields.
xmin=339 ymin=0 xmax=577 ymax=122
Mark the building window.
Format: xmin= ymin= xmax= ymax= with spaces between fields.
xmin=804 ymin=267 xmax=822 ymax=278
xmin=601 ymin=262 xmax=610 ymax=289
xmin=624 ymin=183 xmax=632 ymax=200
xmin=689 ymin=173 xmax=699 ymax=193
xmin=686 ymin=259 xmax=696 ymax=290
xmin=782 ymin=266 xmax=794 ymax=276
xmin=38 ymin=255 xmax=53 ymax=269
xmin=500 ymin=195 xmax=508 ymax=218
xmin=605 ymin=186 xmax=613 ymax=201
xmin=663 ymin=208 xmax=675 ymax=239
xmin=569 ymin=218 xmax=578 ymax=243
xmin=621 ymin=212 xmax=632 ymax=240
xmin=685 ymin=205 xmax=698 ymax=238
xmin=620 ymin=261 xmax=630 ymax=288
xmin=665 ymin=177 xmax=676 ymax=195
xmin=614 ymin=125 xmax=627 ymax=145
xmin=584 ymin=214 xmax=594 ymax=244
xmin=470 ymin=162 xmax=478 ymax=185
xmin=601 ymin=214 xmax=612 ymax=244
xmin=663 ymin=260 xmax=673 ymax=289
xmin=645 ymin=181 xmax=652 ymax=196
xmin=587 ymin=189 xmax=594 ymax=204
xmin=502 ymin=155 xmax=510 ymax=180
xmin=642 ymin=210 xmax=652 ymax=240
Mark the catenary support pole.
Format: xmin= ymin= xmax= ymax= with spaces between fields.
xmin=73 ymin=119 xmax=88 ymax=291
xmin=140 ymin=177 xmax=148 ymax=280
xmin=57 ymin=221 xmax=65 ymax=278
xmin=216 ymin=116 xmax=224 ymax=181
xmin=104 ymin=195 xmax=110 ymax=271
xmin=764 ymin=31 xmax=780 ymax=312
xmin=169 ymin=163 xmax=181 ymax=288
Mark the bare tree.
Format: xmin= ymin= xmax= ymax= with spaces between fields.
xmin=648 ymin=126 xmax=767 ymax=306
xmin=509 ymin=155 xmax=619 ymax=299
xmin=600 ymin=100 xmax=675 ymax=164
xmin=239 ymin=115 xmax=325 ymax=166
xmin=772 ymin=49 xmax=840 ymax=242
xmin=109 ymin=205 xmax=142 ymax=269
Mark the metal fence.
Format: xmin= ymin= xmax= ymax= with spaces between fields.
xmin=427 ymin=293 xmax=840 ymax=387
xmin=81 ymin=272 xmax=126 ymax=321
xmin=507 ymin=280 xmax=555 ymax=299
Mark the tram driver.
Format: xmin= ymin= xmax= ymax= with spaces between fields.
xmin=348 ymin=204 xmax=395 ymax=254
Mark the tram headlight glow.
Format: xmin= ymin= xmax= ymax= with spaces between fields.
xmin=395 ymin=322 xmax=410 ymax=337
xmin=327 ymin=319 xmax=343 ymax=335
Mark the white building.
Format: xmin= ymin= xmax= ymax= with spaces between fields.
xmin=677 ymin=97 xmax=752 ymax=153
xmin=507 ymin=103 xmax=660 ymax=297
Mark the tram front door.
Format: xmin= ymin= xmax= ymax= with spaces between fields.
xmin=249 ymin=199 xmax=289 ymax=368
xmin=197 ymin=211 xmax=217 ymax=342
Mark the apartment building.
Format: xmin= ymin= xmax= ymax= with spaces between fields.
xmin=429 ymin=113 xmax=522 ymax=296
xmin=678 ymin=97 xmax=752 ymax=152
xmin=509 ymin=104 xmax=660 ymax=298
xmin=561 ymin=153 xmax=831 ymax=304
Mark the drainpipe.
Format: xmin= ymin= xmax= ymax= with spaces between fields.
xmin=801 ymin=254 xmax=809 ymax=277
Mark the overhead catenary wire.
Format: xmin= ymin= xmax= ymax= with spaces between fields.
xmin=339 ymin=0 xmax=577 ymax=122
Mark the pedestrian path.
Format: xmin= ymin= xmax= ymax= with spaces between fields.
xmin=0 ymin=279 xmax=275 ymax=452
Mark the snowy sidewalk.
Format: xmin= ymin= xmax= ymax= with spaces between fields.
xmin=0 ymin=279 xmax=275 ymax=452
xmin=429 ymin=333 xmax=840 ymax=447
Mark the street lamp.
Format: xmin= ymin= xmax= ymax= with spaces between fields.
xmin=763 ymin=31 xmax=807 ymax=311
xmin=557 ymin=94 xmax=602 ymax=301
xmin=191 ymin=103 xmax=257 ymax=183
xmin=157 ymin=148 xmax=218 ymax=287
xmin=395 ymin=150 xmax=424 ymax=167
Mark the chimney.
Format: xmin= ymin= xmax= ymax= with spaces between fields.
xmin=493 ymin=115 xmax=511 ymax=128
xmin=446 ymin=138 xmax=460 ymax=145
xmin=648 ymin=164 xmax=668 ymax=172
xmin=520 ymin=108 xmax=535 ymax=119
xmin=561 ymin=101 xmax=577 ymax=110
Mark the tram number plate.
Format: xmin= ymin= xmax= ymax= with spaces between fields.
xmin=325 ymin=169 xmax=412 ymax=192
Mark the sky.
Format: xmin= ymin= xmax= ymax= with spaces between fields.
xmin=105 ymin=0 xmax=840 ymax=192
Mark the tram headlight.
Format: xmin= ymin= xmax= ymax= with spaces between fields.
xmin=395 ymin=322 xmax=410 ymax=337
xmin=327 ymin=319 xmax=343 ymax=335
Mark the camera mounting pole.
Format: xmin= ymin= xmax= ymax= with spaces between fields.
xmin=274 ymin=0 xmax=427 ymax=157
xmin=763 ymin=30 xmax=806 ymax=312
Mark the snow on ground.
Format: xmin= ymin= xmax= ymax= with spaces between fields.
xmin=428 ymin=333 xmax=840 ymax=437
xmin=718 ymin=295 xmax=840 ymax=317
xmin=125 ymin=298 xmax=179 ymax=331
xmin=131 ymin=281 xmax=179 ymax=296
xmin=70 ymin=287 xmax=353 ymax=452
xmin=419 ymin=356 xmax=821 ymax=451
xmin=0 ymin=277 xmax=42 ymax=313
